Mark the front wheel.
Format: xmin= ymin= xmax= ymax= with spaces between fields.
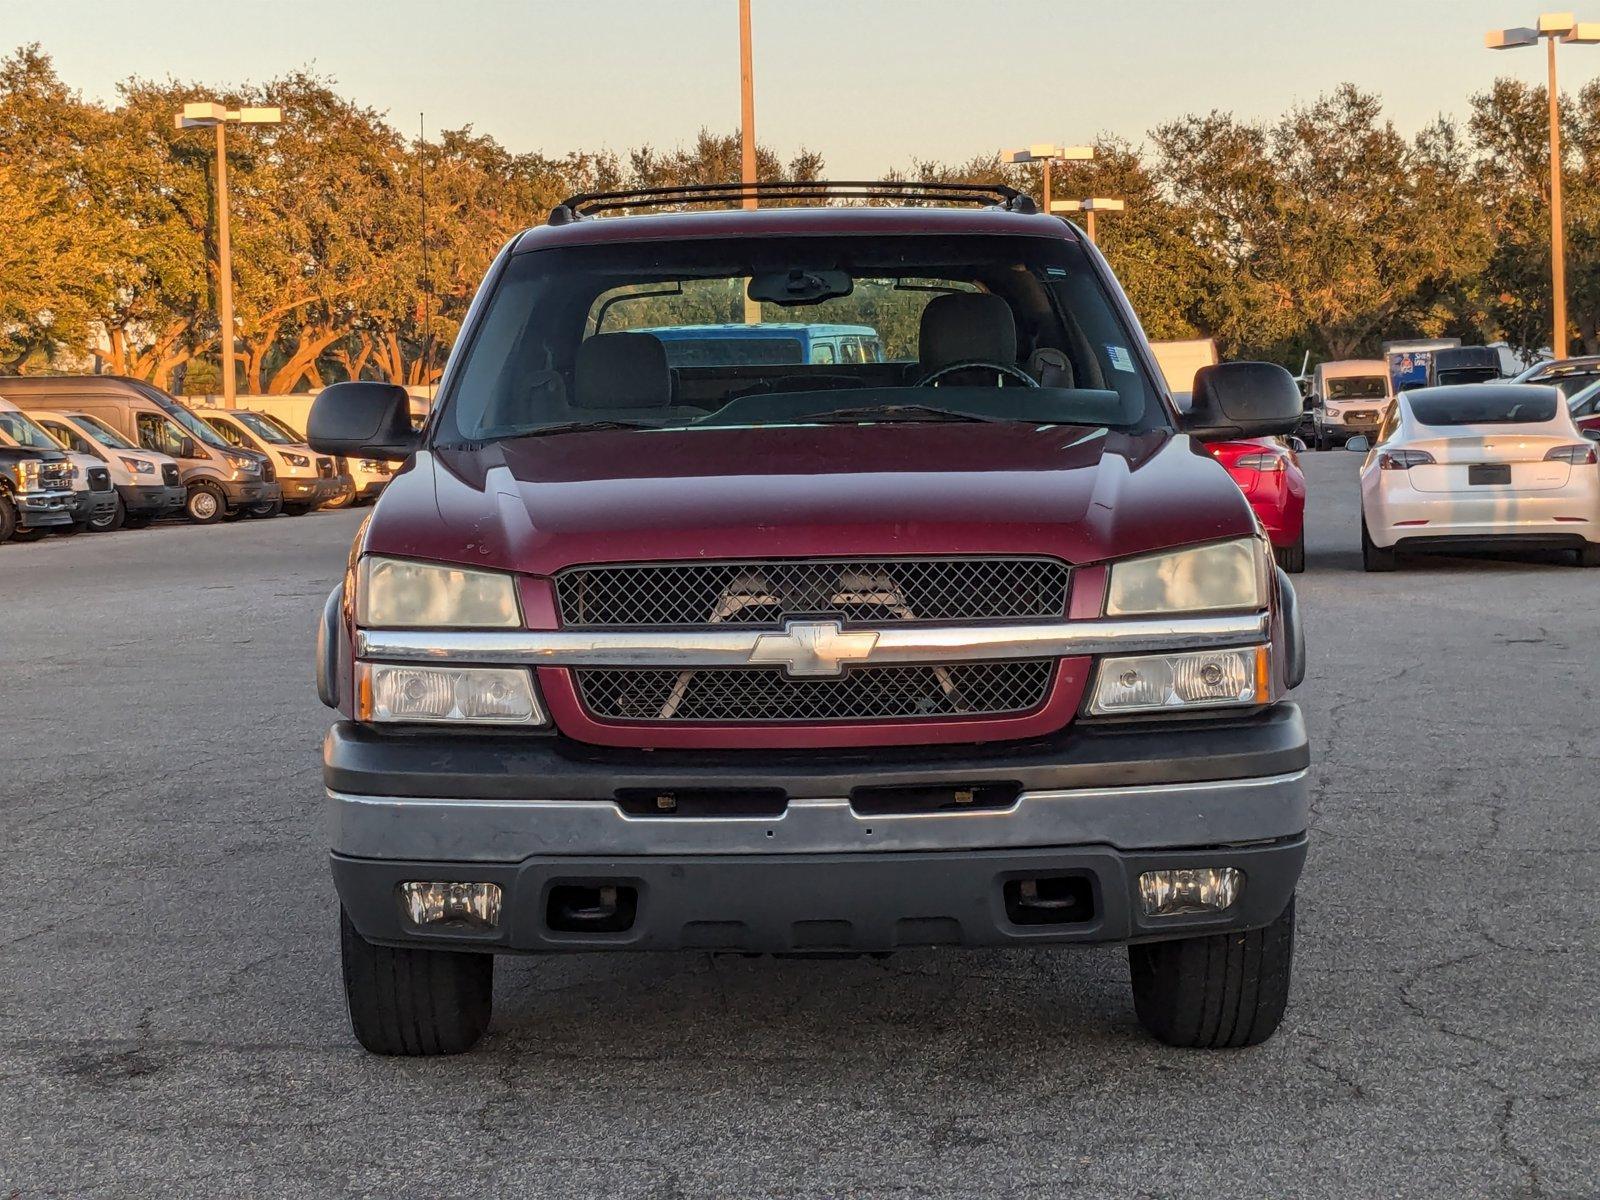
xmin=185 ymin=483 xmax=227 ymax=525
xmin=281 ymin=501 xmax=313 ymax=517
xmin=1361 ymin=518 xmax=1397 ymax=572
xmin=246 ymin=498 xmax=282 ymax=519
xmin=1129 ymin=895 xmax=1295 ymax=1048
xmin=0 ymin=494 xmax=18 ymax=543
xmin=320 ymin=485 xmax=355 ymax=510
xmin=340 ymin=908 xmax=493 ymax=1056
xmin=89 ymin=495 xmax=126 ymax=533
xmin=1274 ymin=532 xmax=1306 ymax=574
xmin=1576 ymin=543 xmax=1600 ymax=568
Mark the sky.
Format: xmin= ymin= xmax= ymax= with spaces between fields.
xmin=8 ymin=0 xmax=1600 ymax=174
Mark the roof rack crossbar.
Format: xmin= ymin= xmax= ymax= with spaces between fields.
xmin=547 ymin=179 xmax=1036 ymax=224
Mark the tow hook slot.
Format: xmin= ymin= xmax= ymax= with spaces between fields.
xmin=1003 ymin=874 xmax=1095 ymax=927
xmin=850 ymin=781 xmax=1020 ymax=816
xmin=546 ymin=883 xmax=638 ymax=934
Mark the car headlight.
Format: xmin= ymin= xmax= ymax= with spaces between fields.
xmin=356 ymin=556 xmax=523 ymax=628
xmin=1106 ymin=537 xmax=1268 ymax=617
xmin=224 ymin=451 xmax=259 ymax=475
xmin=283 ymin=452 xmax=310 ymax=468
xmin=1087 ymin=646 xmax=1269 ymax=716
xmin=16 ymin=459 xmax=42 ymax=489
xmin=120 ymin=456 xmax=156 ymax=475
xmin=356 ymin=662 xmax=545 ymax=725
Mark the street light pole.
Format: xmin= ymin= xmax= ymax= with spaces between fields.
xmin=1005 ymin=144 xmax=1094 ymax=213
xmin=1486 ymin=13 xmax=1600 ymax=358
xmin=1049 ymin=198 xmax=1126 ymax=243
xmin=174 ymin=102 xmax=282 ymax=408
xmin=738 ymin=0 xmax=760 ymax=323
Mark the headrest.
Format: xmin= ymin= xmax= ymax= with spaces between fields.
xmin=918 ymin=292 xmax=1018 ymax=372
xmin=575 ymin=332 xmax=671 ymax=409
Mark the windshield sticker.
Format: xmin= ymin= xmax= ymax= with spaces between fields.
xmin=1106 ymin=344 xmax=1136 ymax=373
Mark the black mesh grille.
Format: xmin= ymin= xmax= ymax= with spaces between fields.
xmin=557 ymin=558 xmax=1070 ymax=629
xmin=317 ymin=457 xmax=335 ymax=478
xmin=87 ymin=467 xmax=111 ymax=492
xmin=161 ymin=464 xmax=181 ymax=486
xmin=575 ymin=660 xmax=1054 ymax=723
xmin=262 ymin=461 xmax=276 ymax=483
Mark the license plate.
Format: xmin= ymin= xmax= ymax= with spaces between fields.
xmin=1469 ymin=464 xmax=1511 ymax=486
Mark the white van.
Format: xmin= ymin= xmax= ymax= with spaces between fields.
xmin=1310 ymin=360 xmax=1393 ymax=450
xmin=31 ymin=410 xmax=186 ymax=530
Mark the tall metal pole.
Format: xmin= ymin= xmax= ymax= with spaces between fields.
xmin=1547 ymin=35 xmax=1568 ymax=358
xmin=214 ymin=121 xmax=236 ymax=408
xmin=739 ymin=0 xmax=760 ymax=323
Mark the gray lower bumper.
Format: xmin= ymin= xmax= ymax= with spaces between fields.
xmin=121 ymin=483 xmax=186 ymax=515
xmin=329 ymin=770 xmax=1309 ymax=862
xmin=13 ymin=488 xmax=75 ymax=527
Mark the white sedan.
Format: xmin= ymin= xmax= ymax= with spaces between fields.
xmin=1354 ymin=384 xmax=1600 ymax=571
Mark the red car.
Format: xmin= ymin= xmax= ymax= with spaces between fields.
xmin=1209 ymin=438 xmax=1308 ymax=573
xmin=307 ymin=181 xmax=1311 ymax=1056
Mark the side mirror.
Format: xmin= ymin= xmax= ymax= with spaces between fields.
xmin=1286 ymin=436 xmax=1308 ymax=454
xmin=307 ymin=382 xmax=418 ymax=461
xmin=1181 ymin=362 xmax=1303 ymax=442
xmin=1346 ymin=436 xmax=1371 ymax=453
xmin=179 ymin=436 xmax=197 ymax=459
xmin=1582 ymin=427 xmax=1600 ymax=442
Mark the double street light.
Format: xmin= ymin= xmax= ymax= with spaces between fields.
xmin=1049 ymin=197 xmax=1125 ymax=243
xmin=1486 ymin=13 xmax=1600 ymax=358
xmin=1005 ymin=144 xmax=1094 ymax=212
xmin=173 ymin=102 xmax=282 ymax=408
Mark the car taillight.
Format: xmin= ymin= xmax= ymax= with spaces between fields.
xmin=1233 ymin=452 xmax=1286 ymax=472
xmin=1377 ymin=449 xmax=1434 ymax=470
xmin=1543 ymin=443 xmax=1598 ymax=465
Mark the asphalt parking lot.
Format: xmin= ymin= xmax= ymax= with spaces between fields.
xmin=2 ymin=449 xmax=1596 ymax=1199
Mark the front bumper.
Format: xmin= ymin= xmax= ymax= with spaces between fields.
xmin=12 ymin=488 xmax=76 ymax=528
xmin=281 ymin=476 xmax=345 ymax=504
xmin=72 ymin=489 xmax=117 ymax=522
xmin=329 ymin=703 xmax=1310 ymax=952
xmin=219 ymin=478 xmax=278 ymax=506
xmin=119 ymin=483 xmax=186 ymax=516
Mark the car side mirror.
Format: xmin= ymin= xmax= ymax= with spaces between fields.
xmin=1583 ymin=427 xmax=1600 ymax=442
xmin=1346 ymin=435 xmax=1371 ymax=452
xmin=1287 ymin=436 xmax=1308 ymax=454
xmin=307 ymin=382 xmax=419 ymax=461
xmin=179 ymin=436 xmax=197 ymax=459
xmin=1181 ymin=362 xmax=1303 ymax=442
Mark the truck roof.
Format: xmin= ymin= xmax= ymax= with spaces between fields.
xmin=1318 ymin=359 xmax=1388 ymax=377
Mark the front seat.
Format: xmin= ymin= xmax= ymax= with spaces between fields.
xmin=572 ymin=332 xmax=700 ymax=422
xmin=917 ymin=292 xmax=1019 ymax=384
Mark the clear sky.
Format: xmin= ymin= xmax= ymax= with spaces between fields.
xmin=9 ymin=0 xmax=1600 ymax=173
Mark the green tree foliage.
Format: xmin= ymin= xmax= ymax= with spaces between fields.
xmin=0 ymin=46 xmax=1590 ymax=387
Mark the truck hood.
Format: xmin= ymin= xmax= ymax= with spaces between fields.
xmin=365 ymin=422 xmax=1257 ymax=573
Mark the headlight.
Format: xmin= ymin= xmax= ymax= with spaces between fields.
xmin=224 ymin=451 xmax=259 ymax=475
xmin=357 ymin=556 xmax=522 ymax=628
xmin=120 ymin=456 xmax=156 ymax=475
xmin=1106 ymin=537 xmax=1268 ymax=617
xmin=356 ymin=663 xmax=544 ymax=725
xmin=283 ymin=452 xmax=310 ymax=468
xmin=16 ymin=459 xmax=41 ymax=489
xmin=1087 ymin=646 xmax=1269 ymax=716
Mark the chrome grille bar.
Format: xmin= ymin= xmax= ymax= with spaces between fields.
xmin=356 ymin=611 xmax=1269 ymax=670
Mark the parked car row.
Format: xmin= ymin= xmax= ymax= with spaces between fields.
xmin=0 ymin=375 xmax=393 ymax=544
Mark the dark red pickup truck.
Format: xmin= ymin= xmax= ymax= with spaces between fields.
xmin=310 ymin=181 xmax=1309 ymax=1056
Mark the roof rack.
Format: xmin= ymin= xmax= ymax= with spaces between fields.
xmin=546 ymin=180 xmax=1037 ymax=225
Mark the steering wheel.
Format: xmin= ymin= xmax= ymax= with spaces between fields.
xmin=913 ymin=359 xmax=1040 ymax=388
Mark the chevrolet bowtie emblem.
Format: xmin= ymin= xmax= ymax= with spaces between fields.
xmin=747 ymin=620 xmax=879 ymax=677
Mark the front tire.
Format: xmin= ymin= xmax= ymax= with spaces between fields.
xmin=89 ymin=495 xmax=126 ymax=532
xmin=281 ymin=501 xmax=313 ymax=517
xmin=0 ymin=494 xmax=18 ymax=543
xmin=246 ymin=498 xmax=283 ymax=519
xmin=1129 ymin=895 xmax=1295 ymax=1049
xmin=1274 ymin=532 xmax=1306 ymax=574
xmin=185 ymin=483 xmax=227 ymax=525
xmin=1577 ymin=542 xmax=1600 ymax=568
xmin=321 ymin=484 xmax=355 ymax=510
xmin=1361 ymin=518 xmax=1397 ymax=572
xmin=340 ymin=908 xmax=493 ymax=1056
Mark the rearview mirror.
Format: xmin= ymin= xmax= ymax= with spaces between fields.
xmin=1346 ymin=436 xmax=1371 ymax=453
xmin=307 ymin=382 xmax=418 ymax=461
xmin=747 ymin=269 xmax=852 ymax=306
xmin=1181 ymin=362 xmax=1303 ymax=442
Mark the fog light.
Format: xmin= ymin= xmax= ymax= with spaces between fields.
xmin=1138 ymin=868 xmax=1243 ymax=917
xmin=399 ymin=881 xmax=502 ymax=929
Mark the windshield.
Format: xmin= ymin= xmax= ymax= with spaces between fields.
xmin=70 ymin=412 xmax=137 ymax=450
xmin=0 ymin=409 xmax=65 ymax=451
xmin=1410 ymin=389 xmax=1557 ymax=426
xmin=1326 ymin=376 xmax=1387 ymax=401
xmin=437 ymin=233 xmax=1164 ymax=444
xmin=254 ymin=411 xmax=306 ymax=441
xmin=156 ymin=398 xmax=233 ymax=450
xmin=234 ymin=411 xmax=298 ymax=445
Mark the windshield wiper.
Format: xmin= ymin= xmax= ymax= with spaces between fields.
xmin=796 ymin=404 xmax=1013 ymax=425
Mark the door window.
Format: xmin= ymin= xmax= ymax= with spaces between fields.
xmin=137 ymin=413 xmax=190 ymax=458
